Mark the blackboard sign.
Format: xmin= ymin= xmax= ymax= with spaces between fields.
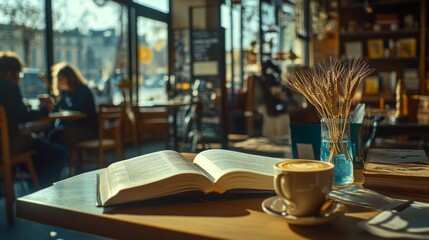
xmin=191 ymin=30 xmax=221 ymax=62
xmin=189 ymin=27 xmax=227 ymax=148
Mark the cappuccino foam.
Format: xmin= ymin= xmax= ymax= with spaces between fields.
xmin=277 ymin=161 xmax=331 ymax=172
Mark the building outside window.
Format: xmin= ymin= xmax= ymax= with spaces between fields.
xmin=137 ymin=16 xmax=168 ymax=103
xmin=0 ymin=0 xmax=47 ymax=108
xmin=52 ymin=0 xmax=129 ymax=106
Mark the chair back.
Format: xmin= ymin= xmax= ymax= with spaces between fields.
xmin=0 ymin=105 xmax=39 ymax=225
xmin=0 ymin=105 xmax=11 ymax=164
xmin=98 ymin=104 xmax=124 ymax=147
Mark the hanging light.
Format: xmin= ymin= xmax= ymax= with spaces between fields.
xmin=364 ymin=0 xmax=373 ymax=14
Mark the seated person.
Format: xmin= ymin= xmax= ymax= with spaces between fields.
xmin=0 ymin=51 xmax=66 ymax=188
xmin=258 ymin=60 xmax=299 ymax=140
xmin=47 ymin=62 xmax=98 ymax=150
xmin=261 ymin=60 xmax=298 ymax=117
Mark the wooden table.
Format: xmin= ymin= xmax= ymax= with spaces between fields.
xmin=20 ymin=111 xmax=87 ymax=133
xmin=17 ymin=167 xmax=384 ymax=239
xmin=47 ymin=111 xmax=87 ymax=121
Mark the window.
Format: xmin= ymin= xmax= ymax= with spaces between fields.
xmin=137 ymin=16 xmax=168 ymax=103
xmin=52 ymin=0 xmax=129 ymax=105
xmin=134 ymin=0 xmax=169 ymax=13
xmin=0 ymin=0 xmax=47 ymax=107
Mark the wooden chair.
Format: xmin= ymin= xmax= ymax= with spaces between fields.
xmin=121 ymin=104 xmax=139 ymax=150
xmin=0 ymin=105 xmax=39 ymax=225
xmin=69 ymin=104 xmax=124 ymax=175
xmin=233 ymin=74 xmax=259 ymax=137
xmin=132 ymin=106 xmax=170 ymax=147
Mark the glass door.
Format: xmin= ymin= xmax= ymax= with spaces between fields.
xmin=136 ymin=16 xmax=169 ymax=103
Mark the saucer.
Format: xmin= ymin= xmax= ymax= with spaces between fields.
xmin=261 ymin=196 xmax=347 ymax=226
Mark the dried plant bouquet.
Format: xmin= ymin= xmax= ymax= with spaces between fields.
xmin=284 ymin=58 xmax=374 ymax=162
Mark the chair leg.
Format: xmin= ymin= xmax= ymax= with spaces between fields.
xmin=116 ymin=145 xmax=123 ymax=162
xmin=82 ymin=150 xmax=89 ymax=172
xmin=69 ymin=148 xmax=77 ymax=176
xmin=25 ymin=160 xmax=40 ymax=189
xmin=98 ymin=148 xmax=105 ymax=168
xmin=3 ymin=164 xmax=15 ymax=225
xmin=132 ymin=126 xmax=139 ymax=152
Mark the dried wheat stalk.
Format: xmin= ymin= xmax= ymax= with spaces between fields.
xmin=284 ymin=57 xmax=374 ymax=162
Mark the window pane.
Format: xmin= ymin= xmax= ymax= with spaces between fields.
xmin=134 ymin=0 xmax=169 ymax=13
xmin=52 ymin=0 xmax=128 ymax=105
xmin=0 ymin=0 xmax=47 ymax=108
xmin=137 ymin=16 xmax=168 ymax=103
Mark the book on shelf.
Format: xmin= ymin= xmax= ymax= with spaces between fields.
xmin=363 ymin=148 xmax=429 ymax=196
xmin=397 ymin=38 xmax=416 ymax=58
xmin=367 ymin=39 xmax=384 ymax=59
xmin=96 ymin=149 xmax=282 ymax=207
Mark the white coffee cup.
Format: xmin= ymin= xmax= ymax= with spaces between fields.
xmin=273 ymin=160 xmax=334 ymax=217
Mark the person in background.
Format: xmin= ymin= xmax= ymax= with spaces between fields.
xmin=47 ymin=62 xmax=98 ymax=150
xmin=0 ymin=51 xmax=66 ymax=188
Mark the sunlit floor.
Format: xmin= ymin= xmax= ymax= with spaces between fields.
xmin=0 ymin=140 xmax=167 ymax=240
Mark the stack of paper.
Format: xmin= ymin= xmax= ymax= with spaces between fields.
xmin=363 ymin=149 xmax=429 ymax=196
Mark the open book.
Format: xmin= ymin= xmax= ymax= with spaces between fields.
xmin=96 ymin=149 xmax=282 ymax=207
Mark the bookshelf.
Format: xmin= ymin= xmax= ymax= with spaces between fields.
xmin=336 ymin=0 xmax=427 ymax=105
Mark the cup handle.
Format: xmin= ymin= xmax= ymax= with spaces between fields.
xmin=275 ymin=174 xmax=296 ymax=212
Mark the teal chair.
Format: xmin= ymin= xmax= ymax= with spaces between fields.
xmin=290 ymin=122 xmax=364 ymax=168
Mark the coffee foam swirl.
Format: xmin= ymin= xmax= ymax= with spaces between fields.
xmin=278 ymin=161 xmax=331 ymax=171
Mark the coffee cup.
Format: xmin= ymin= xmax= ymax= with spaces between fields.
xmin=273 ymin=160 xmax=334 ymax=217
xmin=37 ymin=94 xmax=51 ymax=104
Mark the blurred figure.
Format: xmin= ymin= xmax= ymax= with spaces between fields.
xmin=47 ymin=62 xmax=98 ymax=150
xmin=0 ymin=51 xmax=66 ymax=188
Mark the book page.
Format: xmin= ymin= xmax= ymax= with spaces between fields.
xmin=368 ymin=149 xmax=429 ymax=164
xmin=193 ymin=149 xmax=282 ymax=191
xmin=99 ymin=150 xmax=207 ymax=205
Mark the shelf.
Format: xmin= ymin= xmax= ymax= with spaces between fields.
xmin=337 ymin=0 xmax=426 ymax=94
xmin=340 ymin=0 xmax=420 ymax=9
xmin=366 ymin=58 xmax=418 ymax=63
xmin=341 ymin=29 xmax=420 ymax=38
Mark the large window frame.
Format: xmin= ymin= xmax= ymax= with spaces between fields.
xmin=132 ymin=2 xmax=170 ymax=104
xmin=1 ymin=0 xmax=170 ymax=105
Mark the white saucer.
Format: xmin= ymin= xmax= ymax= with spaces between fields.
xmin=261 ymin=196 xmax=347 ymax=226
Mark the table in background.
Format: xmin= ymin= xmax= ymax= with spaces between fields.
xmin=365 ymin=109 xmax=429 ymax=150
xmin=20 ymin=111 xmax=86 ymax=133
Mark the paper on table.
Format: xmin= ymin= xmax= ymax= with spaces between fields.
xmin=368 ymin=149 xmax=429 ymax=164
xmin=358 ymin=202 xmax=429 ymax=239
xmin=329 ymin=185 xmax=407 ymax=211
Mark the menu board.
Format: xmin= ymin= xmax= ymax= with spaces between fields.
xmin=190 ymin=28 xmax=227 ymax=148
xmin=191 ymin=30 xmax=222 ymax=76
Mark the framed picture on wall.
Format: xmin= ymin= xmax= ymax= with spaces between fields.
xmin=367 ymin=39 xmax=384 ymax=59
xmin=364 ymin=76 xmax=380 ymax=95
xmin=398 ymin=38 xmax=416 ymax=58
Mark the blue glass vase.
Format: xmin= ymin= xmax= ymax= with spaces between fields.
xmin=320 ymin=118 xmax=354 ymax=186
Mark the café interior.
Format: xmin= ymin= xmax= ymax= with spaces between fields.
xmin=1 ymin=0 xmax=429 ymax=239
